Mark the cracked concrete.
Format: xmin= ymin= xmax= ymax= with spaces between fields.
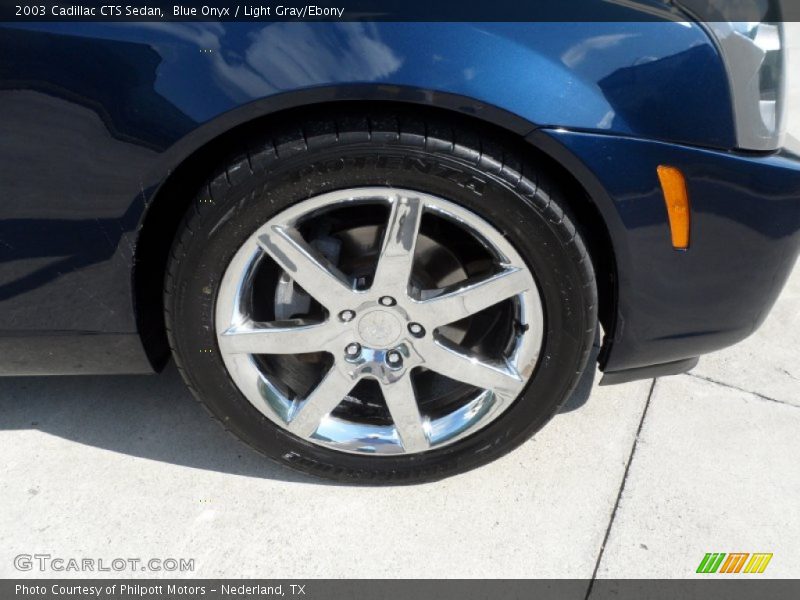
xmin=594 ymin=373 xmax=800 ymax=579
xmin=0 ymin=262 xmax=795 ymax=581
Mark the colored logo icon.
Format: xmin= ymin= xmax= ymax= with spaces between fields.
xmin=697 ymin=553 xmax=773 ymax=574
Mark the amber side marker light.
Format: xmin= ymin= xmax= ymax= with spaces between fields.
xmin=656 ymin=165 xmax=691 ymax=250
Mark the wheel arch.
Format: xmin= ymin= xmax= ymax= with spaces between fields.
xmin=134 ymin=93 xmax=619 ymax=371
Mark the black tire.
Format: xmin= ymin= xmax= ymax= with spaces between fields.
xmin=164 ymin=110 xmax=597 ymax=484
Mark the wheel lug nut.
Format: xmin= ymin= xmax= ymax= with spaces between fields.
xmin=345 ymin=343 xmax=361 ymax=358
xmin=379 ymin=296 xmax=396 ymax=307
xmin=385 ymin=350 xmax=403 ymax=368
xmin=408 ymin=322 xmax=425 ymax=337
xmin=339 ymin=309 xmax=356 ymax=322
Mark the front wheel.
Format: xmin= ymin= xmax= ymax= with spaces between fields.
xmin=165 ymin=111 xmax=597 ymax=483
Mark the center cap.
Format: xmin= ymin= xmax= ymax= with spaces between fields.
xmin=357 ymin=310 xmax=403 ymax=347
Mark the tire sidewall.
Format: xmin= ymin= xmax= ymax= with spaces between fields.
xmin=168 ymin=142 xmax=595 ymax=482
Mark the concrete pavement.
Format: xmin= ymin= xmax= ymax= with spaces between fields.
xmin=0 ymin=261 xmax=796 ymax=581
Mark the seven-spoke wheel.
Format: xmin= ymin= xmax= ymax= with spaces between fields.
xmin=165 ymin=112 xmax=596 ymax=482
xmin=215 ymin=188 xmax=543 ymax=455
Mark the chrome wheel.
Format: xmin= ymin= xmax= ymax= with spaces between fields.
xmin=215 ymin=187 xmax=544 ymax=455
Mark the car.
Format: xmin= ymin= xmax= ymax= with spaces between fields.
xmin=1 ymin=8 xmax=799 ymax=483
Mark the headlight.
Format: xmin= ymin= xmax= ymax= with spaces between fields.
xmin=677 ymin=0 xmax=787 ymax=150
xmin=709 ymin=20 xmax=785 ymax=150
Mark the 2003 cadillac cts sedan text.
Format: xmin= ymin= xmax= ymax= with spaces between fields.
xmin=1 ymin=8 xmax=799 ymax=483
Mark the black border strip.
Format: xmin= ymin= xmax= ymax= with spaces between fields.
xmin=4 ymin=579 xmax=800 ymax=600
xmin=2 ymin=0 xmax=800 ymax=23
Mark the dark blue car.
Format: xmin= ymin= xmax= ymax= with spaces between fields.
xmin=1 ymin=11 xmax=799 ymax=482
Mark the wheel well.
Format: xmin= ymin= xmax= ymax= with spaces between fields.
xmin=519 ymin=141 xmax=618 ymax=354
xmin=134 ymin=102 xmax=617 ymax=370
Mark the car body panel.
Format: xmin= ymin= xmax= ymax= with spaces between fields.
xmin=531 ymin=129 xmax=800 ymax=374
xmin=1 ymin=20 xmax=735 ymax=145
xmin=1 ymin=21 xmax=798 ymax=379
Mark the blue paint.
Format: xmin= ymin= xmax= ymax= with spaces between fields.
xmin=0 ymin=19 xmax=797 ymax=377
